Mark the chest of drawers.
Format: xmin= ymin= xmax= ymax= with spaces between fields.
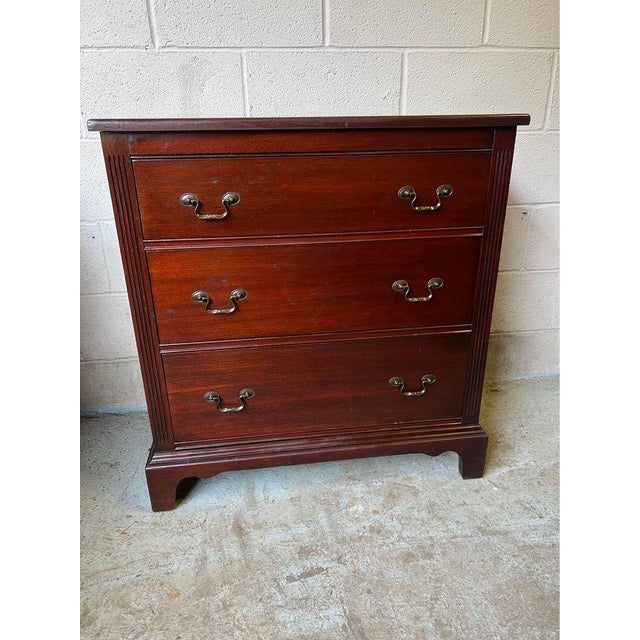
xmin=89 ymin=115 xmax=529 ymax=511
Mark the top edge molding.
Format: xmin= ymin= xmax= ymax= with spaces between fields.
xmin=87 ymin=114 xmax=531 ymax=132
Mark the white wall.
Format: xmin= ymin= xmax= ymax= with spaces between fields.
xmin=80 ymin=0 xmax=559 ymax=412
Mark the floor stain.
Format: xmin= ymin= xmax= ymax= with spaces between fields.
xmin=285 ymin=566 xmax=328 ymax=583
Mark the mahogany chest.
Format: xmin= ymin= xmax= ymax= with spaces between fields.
xmin=88 ymin=115 xmax=529 ymax=511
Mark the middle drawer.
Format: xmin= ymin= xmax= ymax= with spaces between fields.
xmin=147 ymin=236 xmax=480 ymax=344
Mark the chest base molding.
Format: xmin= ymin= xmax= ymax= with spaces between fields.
xmin=145 ymin=423 xmax=488 ymax=511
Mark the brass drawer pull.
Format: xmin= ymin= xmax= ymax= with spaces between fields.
xmin=392 ymin=277 xmax=443 ymax=302
xmin=398 ymin=184 xmax=453 ymax=212
xmin=389 ymin=374 xmax=437 ymax=397
xmin=191 ymin=288 xmax=247 ymax=314
xmin=203 ymin=388 xmax=255 ymax=412
xmin=180 ymin=191 xmax=240 ymax=220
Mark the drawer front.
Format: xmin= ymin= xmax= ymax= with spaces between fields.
xmin=148 ymin=236 xmax=481 ymax=344
xmin=134 ymin=152 xmax=491 ymax=239
xmin=163 ymin=333 xmax=471 ymax=444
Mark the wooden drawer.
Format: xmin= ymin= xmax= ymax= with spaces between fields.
xmin=147 ymin=235 xmax=481 ymax=344
xmin=133 ymin=152 xmax=491 ymax=239
xmin=163 ymin=332 xmax=471 ymax=444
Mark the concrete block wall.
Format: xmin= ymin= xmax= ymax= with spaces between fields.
xmin=80 ymin=0 xmax=559 ymax=412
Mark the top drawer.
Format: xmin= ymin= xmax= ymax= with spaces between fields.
xmin=133 ymin=152 xmax=491 ymax=240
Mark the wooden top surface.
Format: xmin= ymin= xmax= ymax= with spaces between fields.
xmin=87 ymin=114 xmax=531 ymax=132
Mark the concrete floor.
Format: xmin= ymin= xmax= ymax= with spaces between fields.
xmin=81 ymin=377 xmax=558 ymax=640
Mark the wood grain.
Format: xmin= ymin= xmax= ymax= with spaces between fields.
xmin=128 ymin=129 xmax=494 ymax=156
xmin=133 ymin=152 xmax=491 ymax=239
xmin=88 ymin=114 xmax=531 ymax=132
xmin=147 ymin=235 xmax=481 ymax=344
xmin=462 ymin=128 xmax=517 ymax=423
xmin=100 ymin=134 xmax=175 ymax=449
xmin=162 ymin=332 xmax=472 ymax=444
xmin=145 ymin=425 xmax=488 ymax=511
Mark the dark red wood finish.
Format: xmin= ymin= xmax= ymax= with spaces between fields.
xmin=145 ymin=426 xmax=489 ymax=511
xmin=88 ymin=114 xmax=531 ymax=132
xmin=163 ymin=331 xmax=471 ymax=443
xmin=147 ymin=235 xmax=481 ymax=344
xmin=462 ymin=127 xmax=518 ymax=423
xmin=100 ymin=134 xmax=175 ymax=450
xmin=134 ymin=152 xmax=491 ymax=239
xmin=127 ymin=128 xmax=493 ymax=157
xmin=93 ymin=115 xmax=529 ymax=510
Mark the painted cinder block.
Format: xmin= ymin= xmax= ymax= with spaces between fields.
xmin=81 ymin=359 xmax=146 ymax=412
xmin=245 ymin=51 xmax=401 ymax=117
xmin=486 ymin=330 xmax=559 ymax=380
xmin=406 ymin=51 xmax=553 ymax=129
xmin=524 ymin=206 xmax=560 ymax=271
xmin=81 ymin=294 xmax=138 ymax=361
xmin=100 ymin=223 xmax=128 ymax=293
xmin=499 ymin=208 xmax=530 ymax=272
xmin=80 ymin=140 xmax=112 ymax=221
xmin=509 ymin=133 xmax=560 ymax=204
xmin=492 ymin=271 xmax=559 ymax=333
xmin=80 ymin=0 xmax=151 ymax=48
xmin=487 ymin=0 xmax=559 ymax=48
xmin=549 ymin=56 xmax=560 ymax=130
xmin=80 ymin=50 xmax=244 ymax=135
xmin=154 ymin=0 xmax=322 ymax=47
xmin=330 ymin=0 xmax=484 ymax=47
xmin=80 ymin=223 xmax=110 ymax=295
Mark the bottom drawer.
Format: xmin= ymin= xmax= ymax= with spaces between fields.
xmin=163 ymin=332 xmax=471 ymax=444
